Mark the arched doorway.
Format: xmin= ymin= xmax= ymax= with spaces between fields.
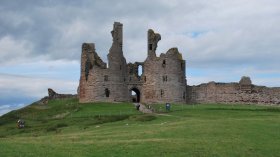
xmin=130 ymin=88 xmax=140 ymax=102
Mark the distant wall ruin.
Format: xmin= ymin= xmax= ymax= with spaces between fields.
xmin=38 ymin=88 xmax=77 ymax=105
xmin=187 ymin=76 xmax=280 ymax=105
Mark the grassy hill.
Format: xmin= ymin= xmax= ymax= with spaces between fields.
xmin=0 ymin=98 xmax=280 ymax=157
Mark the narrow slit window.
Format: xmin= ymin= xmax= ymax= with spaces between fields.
xmin=105 ymin=88 xmax=110 ymax=97
xmin=161 ymin=90 xmax=164 ymax=97
xmin=138 ymin=65 xmax=143 ymax=76
xmin=149 ymin=44 xmax=153 ymax=50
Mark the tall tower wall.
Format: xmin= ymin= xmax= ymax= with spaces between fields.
xmin=106 ymin=22 xmax=128 ymax=102
xmin=142 ymin=30 xmax=187 ymax=103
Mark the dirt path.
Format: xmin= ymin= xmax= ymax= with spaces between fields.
xmin=133 ymin=103 xmax=153 ymax=114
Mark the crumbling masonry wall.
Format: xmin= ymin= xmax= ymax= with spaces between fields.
xmin=78 ymin=22 xmax=187 ymax=103
xmin=79 ymin=22 xmax=128 ymax=102
xmin=187 ymin=76 xmax=280 ymax=105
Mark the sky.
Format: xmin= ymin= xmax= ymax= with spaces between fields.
xmin=0 ymin=0 xmax=280 ymax=115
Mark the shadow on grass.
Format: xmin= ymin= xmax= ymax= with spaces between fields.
xmin=93 ymin=115 xmax=130 ymax=124
xmin=46 ymin=123 xmax=68 ymax=132
xmin=129 ymin=114 xmax=156 ymax=122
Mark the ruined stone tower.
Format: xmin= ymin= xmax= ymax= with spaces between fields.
xmin=78 ymin=22 xmax=187 ymax=104
xmin=142 ymin=29 xmax=187 ymax=103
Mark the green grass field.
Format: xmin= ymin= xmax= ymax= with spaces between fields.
xmin=0 ymin=98 xmax=280 ymax=157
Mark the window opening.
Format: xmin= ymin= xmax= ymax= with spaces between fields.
xmin=162 ymin=60 xmax=166 ymax=68
xmin=105 ymin=88 xmax=110 ymax=97
xmin=161 ymin=90 xmax=164 ymax=97
xmin=137 ymin=65 xmax=143 ymax=76
xmin=149 ymin=44 xmax=153 ymax=50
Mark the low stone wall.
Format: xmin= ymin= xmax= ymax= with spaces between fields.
xmin=187 ymin=77 xmax=280 ymax=105
xmin=48 ymin=88 xmax=77 ymax=100
xmin=38 ymin=88 xmax=77 ymax=105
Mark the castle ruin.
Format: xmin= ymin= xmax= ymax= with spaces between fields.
xmin=78 ymin=22 xmax=280 ymax=105
xmin=78 ymin=22 xmax=186 ymax=104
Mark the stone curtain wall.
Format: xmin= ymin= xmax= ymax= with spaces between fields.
xmin=187 ymin=77 xmax=280 ymax=105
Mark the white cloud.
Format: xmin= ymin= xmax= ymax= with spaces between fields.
xmin=0 ymin=59 xmax=80 ymax=80
xmin=0 ymin=104 xmax=25 ymax=116
xmin=1 ymin=0 xmax=279 ymax=68
xmin=0 ymin=74 xmax=78 ymax=99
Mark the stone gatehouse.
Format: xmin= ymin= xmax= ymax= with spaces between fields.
xmin=78 ymin=22 xmax=187 ymax=103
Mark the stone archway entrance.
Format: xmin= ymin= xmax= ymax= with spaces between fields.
xmin=130 ymin=88 xmax=141 ymax=102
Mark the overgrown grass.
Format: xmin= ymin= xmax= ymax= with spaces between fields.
xmin=0 ymin=99 xmax=280 ymax=157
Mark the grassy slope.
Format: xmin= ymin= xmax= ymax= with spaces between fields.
xmin=0 ymin=99 xmax=280 ymax=157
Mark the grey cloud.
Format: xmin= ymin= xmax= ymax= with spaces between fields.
xmin=0 ymin=0 xmax=280 ymax=85
xmin=0 ymin=0 xmax=172 ymax=63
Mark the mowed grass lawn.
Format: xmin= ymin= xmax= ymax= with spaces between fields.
xmin=0 ymin=98 xmax=280 ymax=157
